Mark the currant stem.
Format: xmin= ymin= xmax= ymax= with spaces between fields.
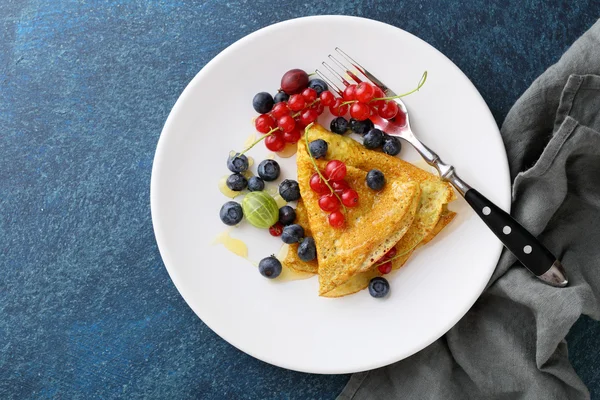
xmin=240 ymin=128 xmax=278 ymax=155
xmin=371 ymin=71 xmax=428 ymax=102
xmin=304 ymin=123 xmax=347 ymax=212
xmin=292 ymin=98 xmax=321 ymax=118
xmin=340 ymin=100 xmax=357 ymax=107
xmin=372 ymin=234 xmax=426 ymax=268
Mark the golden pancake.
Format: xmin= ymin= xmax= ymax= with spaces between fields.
xmin=297 ymin=132 xmax=421 ymax=295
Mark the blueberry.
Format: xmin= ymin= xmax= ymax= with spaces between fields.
xmin=219 ymin=201 xmax=243 ymax=226
xmin=226 ymin=173 xmax=247 ymax=191
xmin=363 ymin=128 xmax=384 ymax=149
xmin=308 ymin=78 xmax=328 ymax=95
xmin=258 ymin=256 xmax=282 ymax=279
xmin=382 ymin=135 xmax=402 ymax=156
xmin=368 ymin=277 xmax=390 ymax=298
xmin=366 ymin=169 xmax=385 ymax=191
xmin=279 ymin=179 xmax=301 ymax=201
xmin=278 ymin=205 xmax=296 ymax=225
xmin=330 ymin=117 xmax=348 ymax=135
xmin=349 ymin=118 xmax=374 ymax=135
xmin=309 ymin=139 xmax=328 ymax=159
xmin=257 ymin=159 xmax=281 ymax=181
xmin=274 ymin=91 xmax=290 ymax=104
xmin=252 ymin=92 xmax=274 ymax=114
xmin=227 ymin=152 xmax=249 ymax=173
xmin=281 ymin=224 xmax=304 ymax=244
xmin=247 ymin=176 xmax=265 ymax=191
xmin=297 ymin=237 xmax=317 ymax=262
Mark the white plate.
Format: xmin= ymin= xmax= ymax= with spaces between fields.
xmin=151 ymin=16 xmax=510 ymax=374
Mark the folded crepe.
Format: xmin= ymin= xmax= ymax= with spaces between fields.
xmin=296 ymin=129 xmax=423 ymax=295
xmin=285 ymin=124 xmax=457 ymax=297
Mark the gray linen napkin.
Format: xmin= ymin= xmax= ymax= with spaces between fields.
xmin=338 ymin=20 xmax=600 ymax=400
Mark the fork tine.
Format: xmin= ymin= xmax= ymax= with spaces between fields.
xmin=321 ymin=61 xmax=350 ymax=87
xmin=315 ymin=69 xmax=343 ymax=96
xmin=328 ymin=55 xmax=362 ymax=84
xmin=335 ymin=47 xmax=393 ymax=94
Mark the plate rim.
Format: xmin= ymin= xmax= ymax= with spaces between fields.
xmin=150 ymin=15 xmax=512 ymax=374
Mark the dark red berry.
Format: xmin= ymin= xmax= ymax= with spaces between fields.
xmin=271 ymin=102 xmax=290 ymax=119
xmin=300 ymin=109 xmax=319 ymax=125
xmin=269 ymin=222 xmax=284 ymax=236
xmin=341 ymin=188 xmax=359 ymax=207
xmin=310 ymin=173 xmax=329 ymax=195
xmin=288 ymin=94 xmax=306 ymax=111
xmin=319 ymin=91 xmax=335 ymax=106
xmin=324 ymin=160 xmax=347 ymax=182
xmin=301 ymin=88 xmax=317 ymax=103
xmin=330 ymin=98 xmax=349 ymax=117
xmin=377 ymin=261 xmax=392 ymax=274
xmin=355 ymin=82 xmax=375 ymax=103
xmin=255 ymin=114 xmax=276 ymax=134
xmin=350 ymin=102 xmax=371 ymax=121
xmin=328 ymin=211 xmax=345 ymax=228
xmin=310 ymin=101 xmax=325 ymax=115
xmin=265 ymin=133 xmax=285 ymax=152
xmin=283 ymin=128 xmax=301 ymax=143
xmin=318 ymin=193 xmax=340 ymax=212
xmin=277 ymin=115 xmax=296 ymax=133
xmin=378 ymin=101 xmax=399 ymax=119
xmin=343 ymin=84 xmax=357 ymax=101
xmin=281 ymin=69 xmax=309 ymax=95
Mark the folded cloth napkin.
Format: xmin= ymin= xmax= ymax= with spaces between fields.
xmin=338 ymin=19 xmax=600 ymax=400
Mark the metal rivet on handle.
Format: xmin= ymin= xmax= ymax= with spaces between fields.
xmin=482 ymin=206 xmax=491 ymax=215
xmin=503 ymin=226 xmax=511 ymax=234
xmin=523 ymin=245 xmax=532 ymax=254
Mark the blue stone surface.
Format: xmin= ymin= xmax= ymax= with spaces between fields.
xmin=1 ymin=1 xmax=599 ymax=398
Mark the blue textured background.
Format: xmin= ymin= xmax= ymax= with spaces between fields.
xmin=1 ymin=1 xmax=600 ymax=399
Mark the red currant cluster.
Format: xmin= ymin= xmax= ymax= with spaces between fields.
xmin=374 ymin=247 xmax=397 ymax=275
xmin=329 ymin=81 xmax=406 ymax=125
xmin=308 ymin=160 xmax=359 ymax=228
xmin=253 ymin=69 xmax=340 ymax=152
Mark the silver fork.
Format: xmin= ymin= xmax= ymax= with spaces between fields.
xmin=316 ymin=48 xmax=568 ymax=287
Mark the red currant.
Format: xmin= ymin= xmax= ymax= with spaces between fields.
xmin=319 ymin=90 xmax=335 ymax=106
xmin=294 ymin=117 xmax=306 ymax=130
xmin=255 ymin=114 xmax=276 ymax=134
xmin=300 ymin=109 xmax=318 ymax=125
xmin=332 ymin=180 xmax=349 ymax=195
xmin=277 ymin=115 xmax=295 ymax=133
xmin=330 ymin=98 xmax=349 ymax=117
xmin=318 ymin=193 xmax=340 ymax=212
xmin=341 ymin=188 xmax=359 ymax=207
xmin=271 ymin=102 xmax=290 ymax=119
xmin=378 ymin=101 xmax=399 ymax=120
xmin=350 ymin=102 xmax=371 ymax=121
xmin=371 ymin=86 xmax=385 ymax=108
xmin=301 ymin=88 xmax=317 ymax=103
xmin=324 ymin=160 xmax=347 ymax=182
xmin=355 ymin=82 xmax=375 ymax=103
xmin=283 ymin=128 xmax=301 ymax=143
xmin=288 ymin=94 xmax=306 ymax=111
xmin=269 ymin=222 xmax=283 ymax=236
xmin=310 ymin=101 xmax=325 ymax=115
xmin=395 ymin=110 xmax=407 ymax=126
xmin=377 ymin=261 xmax=392 ymax=274
xmin=343 ymin=84 xmax=357 ymax=101
xmin=265 ymin=133 xmax=285 ymax=152
xmin=383 ymin=247 xmax=397 ymax=259
xmin=328 ymin=211 xmax=345 ymax=228
xmin=309 ymin=173 xmax=329 ymax=195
